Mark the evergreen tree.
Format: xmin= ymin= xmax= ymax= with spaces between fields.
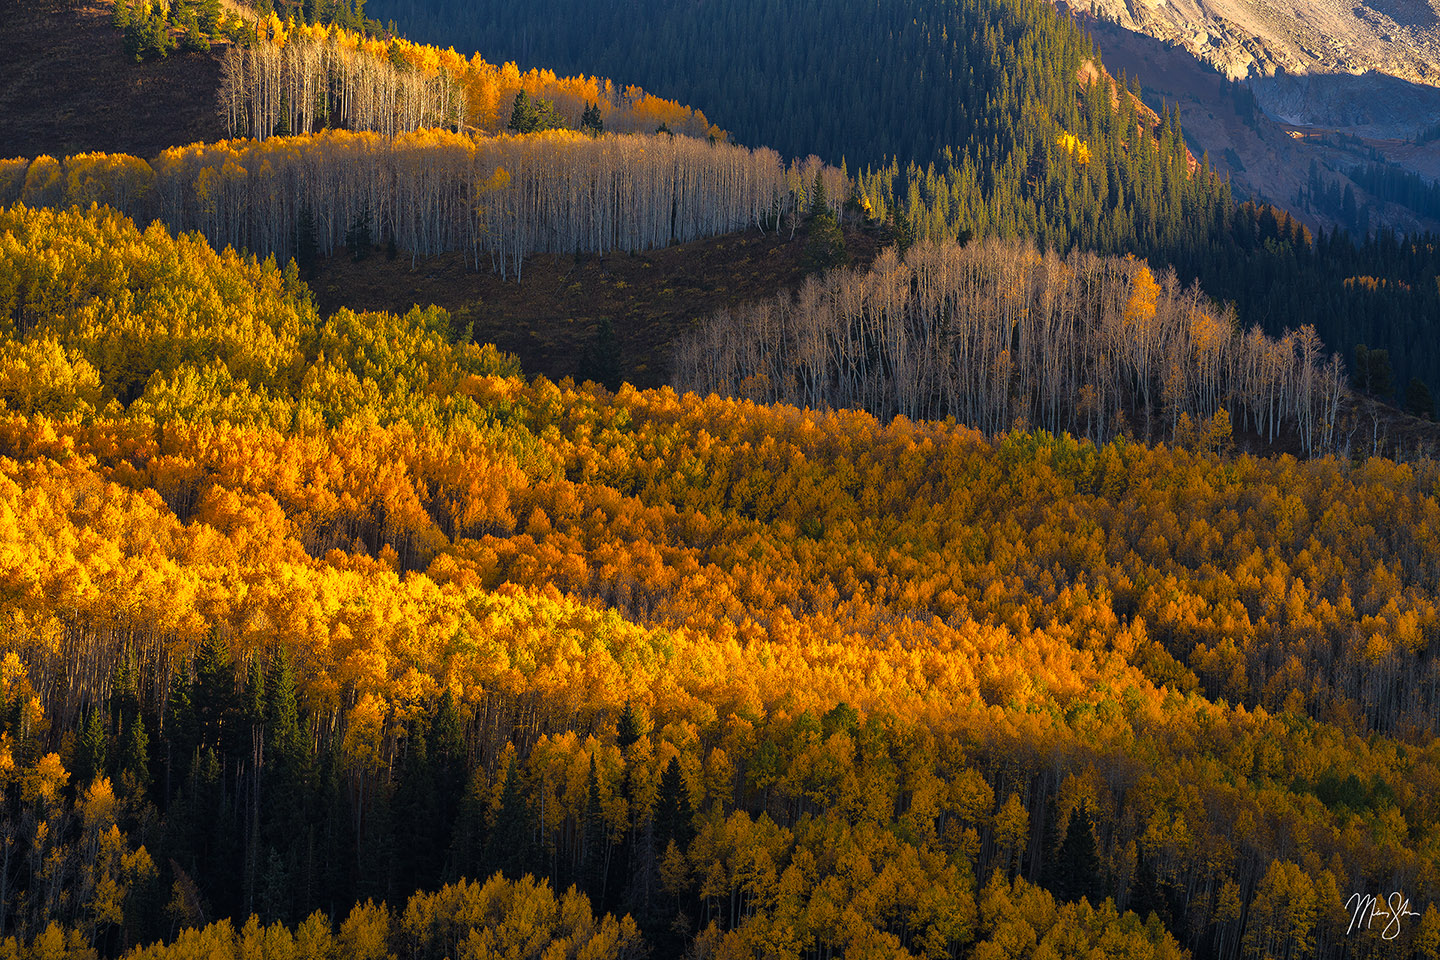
xmin=449 ymin=766 xmax=489 ymax=882
xmin=197 ymin=0 xmax=221 ymax=33
xmin=581 ymin=102 xmax=604 ymax=136
xmin=180 ymin=8 xmax=209 ymax=52
xmin=265 ymin=648 xmax=305 ymax=772
xmin=116 ymin=711 xmax=151 ymax=801
xmin=507 ymin=90 xmax=566 ymax=134
xmin=345 ymin=209 xmax=373 ymax=261
xmin=1354 ymin=343 xmax=1372 ymax=393
xmin=1406 ymin=377 xmax=1434 ymax=419
xmin=487 ymin=758 xmax=532 ymax=880
xmin=1368 ymin=347 xmax=1394 ymax=398
xmin=165 ymin=665 xmax=196 ymax=802
xmin=109 ymin=656 xmax=141 ymax=731
xmin=392 ymin=722 xmax=439 ymax=894
xmin=581 ymin=754 xmax=608 ymax=904
xmin=653 ymin=756 xmax=694 ymax=855
xmin=580 ymin=317 xmax=622 ymax=391
xmin=193 ymin=631 xmax=238 ymax=759
xmin=295 ymin=208 xmax=319 ymax=280
xmin=75 ymin=707 xmax=109 ymax=788
xmin=1054 ymin=805 xmax=1100 ymax=904
xmin=257 ymin=847 xmax=290 ymax=925
xmin=356 ymin=781 xmax=395 ymax=904
xmin=803 ymin=174 xmax=848 ymax=274
xmin=507 ymin=91 xmax=540 ymax=134
xmin=1128 ymin=851 xmax=1168 ymax=927
xmin=616 ymin=702 xmax=644 ymax=753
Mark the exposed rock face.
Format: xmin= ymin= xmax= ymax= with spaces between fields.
xmin=1064 ymin=0 xmax=1440 ymax=137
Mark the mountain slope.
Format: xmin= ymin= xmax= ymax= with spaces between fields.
xmin=1 ymin=204 xmax=1439 ymax=960
xmin=1064 ymin=0 xmax=1440 ymax=97
xmin=0 ymin=0 xmax=225 ymax=158
xmin=1082 ymin=13 xmax=1440 ymax=232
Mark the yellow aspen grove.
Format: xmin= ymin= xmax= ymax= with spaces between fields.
xmin=14 ymin=131 xmax=828 ymax=276
xmin=0 ymin=200 xmax=1435 ymax=959
xmin=216 ymin=16 xmax=722 ymax=142
xmin=675 ymin=237 xmax=1346 ymax=451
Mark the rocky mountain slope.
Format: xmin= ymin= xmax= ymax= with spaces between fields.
xmin=1060 ymin=0 xmax=1440 ymax=140
xmin=1057 ymin=0 xmax=1440 ymax=232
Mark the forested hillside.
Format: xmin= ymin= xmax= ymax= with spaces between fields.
xmin=3 ymin=203 xmax=1440 ymax=960
xmin=676 ymin=239 xmax=1346 ymax=455
xmin=216 ymin=15 xmax=724 ymax=142
xmin=1 ymin=130 xmax=842 ymax=275
xmin=367 ymin=0 xmax=1440 ymax=420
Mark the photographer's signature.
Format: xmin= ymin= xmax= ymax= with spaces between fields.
xmin=1347 ymin=892 xmax=1422 ymax=940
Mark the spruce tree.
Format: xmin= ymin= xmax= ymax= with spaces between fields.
xmin=75 ymin=707 xmax=109 ymax=788
xmin=581 ymin=754 xmax=608 ymax=903
xmin=487 ymin=758 xmax=533 ymax=880
xmin=616 ymin=702 xmax=644 ymax=753
xmin=507 ymin=91 xmax=540 ymax=134
xmin=581 ymin=102 xmax=604 ymax=136
xmin=449 ymin=766 xmax=489 ymax=882
xmin=265 ymin=648 xmax=305 ymax=772
xmin=580 ymin=317 xmax=622 ymax=391
xmin=654 ymin=756 xmax=694 ymax=854
xmin=1054 ymin=805 xmax=1100 ymax=904
xmin=295 ymin=208 xmax=319 ymax=280
xmin=346 ymin=209 xmax=373 ymax=261
xmin=116 ymin=711 xmax=151 ymax=801
xmin=393 ymin=722 xmax=436 ymax=895
xmin=194 ymin=631 xmax=238 ymax=759
xmin=165 ymin=664 xmax=196 ymax=802
xmin=1406 ymin=377 xmax=1434 ymax=419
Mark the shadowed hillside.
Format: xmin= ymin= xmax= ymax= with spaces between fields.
xmin=0 ymin=0 xmax=225 ymax=158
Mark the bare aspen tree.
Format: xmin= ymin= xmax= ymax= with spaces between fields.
xmin=674 ymin=238 xmax=1348 ymax=454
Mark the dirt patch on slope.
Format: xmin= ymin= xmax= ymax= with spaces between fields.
xmin=0 ymin=0 xmax=225 ymax=160
xmin=313 ymin=225 xmax=884 ymax=390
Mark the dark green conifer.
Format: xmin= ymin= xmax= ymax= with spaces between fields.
xmin=116 ymin=711 xmax=151 ymax=800
xmin=487 ymin=757 xmax=533 ymax=880
xmin=1406 ymin=377 xmax=1434 ymax=419
xmin=75 ymin=707 xmax=109 ymax=788
xmin=1054 ymin=805 xmax=1100 ymax=904
xmin=581 ymin=754 xmax=608 ymax=903
xmin=653 ymin=756 xmax=694 ymax=854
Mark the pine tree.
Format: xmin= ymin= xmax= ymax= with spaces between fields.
xmin=1054 ymin=805 xmax=1100 ymax=904
xmin=654 ymin=757 xmax=694 ymax=855
xmin=1368 ymin=347 xmax=1394 ymax=398
xmin=346 ymin=209 xmax=373 ymax=261
xmin=581 ymin=102 xmax=604 ymax=136
xmin=180 ymin=8 xmax=209 ymax=51
xmin=616 ymin=702 xmax=644 ymax=753
xmin=507 ymin=91 xmax=540 ymax=134
xmin=581 ymin=754 xmax=608 ymax=904
xmin=166 ymin=664 xmax=196 ymax=802
xmin=449 ymin=766 xmax=488 ymax=882
xmin=295 ymin=208 xmax=319 ymax=280
xmin=393 ymin=722 xmax=436 ymax=895
xmin=803 ymin=179 xmax=848 ymax=273
xmin=194 ymin=631 xmax=238 ymax=759
xmin=580 ymin=317 xmax=622 ymax=391
xmin=109 ymin=656 xmax=141 ymax=731
xmin=487 ymin=758 xmax=533 ymax=880
xmin=1406 ymin=377 xmax=1434 ymax=419
xmin=75 ymin=707 xmax=109 ymax=788
xmin=116 ymin=711 xmax=151 ymax=801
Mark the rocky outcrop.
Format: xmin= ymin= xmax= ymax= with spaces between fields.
xmin=1060 ymin=0 xmax=1440 ymax=138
